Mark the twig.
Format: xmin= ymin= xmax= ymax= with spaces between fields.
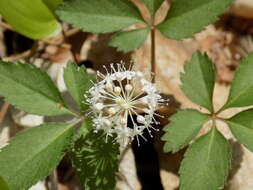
xmin=3 ymin=41 xmax=40 ymax=62
xmin=0 ymin=103 xmax=10 ymax=124
xmin=3 ymin=50 xmax=32 ymax=62
xmin=58 ymin=28 xmax=80 ymax=41
xmin=29 ymin=41 xmax=39 ymax=57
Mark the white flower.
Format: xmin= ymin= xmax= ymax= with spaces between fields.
xmin=86 ymin=63 xmax=167 ymax=147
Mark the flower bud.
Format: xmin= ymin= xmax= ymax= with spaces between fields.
xmin=114 ymin=86 xmax=121 ymax=95
xmin=108 ymin=107 xmax=116 ymax=115
xmin=137 ymin=115 xmax=146 ymax=124
xmin=94 ymin=103 xmax=104 ymax=111
xmin=125 ymin=84 xmax=133 ymax=92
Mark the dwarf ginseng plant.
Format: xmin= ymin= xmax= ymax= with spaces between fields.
xmin=162 ymin=51 xmax=253 ymax=190
xmin=2 ymin=0 xmax=250 ymax=190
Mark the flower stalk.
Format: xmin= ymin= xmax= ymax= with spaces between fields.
xmin=151 ymin=15 xmax=156 ymax=83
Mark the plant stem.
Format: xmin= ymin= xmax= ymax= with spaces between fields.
xmin=151 ymin=27 xmax=156 ymax=83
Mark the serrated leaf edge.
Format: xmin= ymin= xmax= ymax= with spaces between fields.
xmin=179 ymin=127 xmax=231 ymax=190
xmin=158 ymin=0 xmax=233 ymax=40
xmin=226 ymin=119 xmax=253 ymax=152
xmin=180 ymin=52 xmax=215 ymax=112
xmin=222 ymin=54 xmax=253 ymax=110
xmin=108 ymin=27 xmax=150 ymax=53
xmin=0 ymin=62 xmax=74 ymax=116
xmin=162 ymin=109 xmax=210 ymax=153
xmin=0 ymin=122 xmax=75 ymax=189
xmin=56 ymin=0 xmax=145 ymax=34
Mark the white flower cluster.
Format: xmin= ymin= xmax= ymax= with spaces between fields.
xmin=86 ymin=64 xmax=166 ymax=146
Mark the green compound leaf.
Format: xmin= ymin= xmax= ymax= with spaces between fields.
xmin=179 ymin=127 xmax=231 ymax=190
xmin=162 ymin=109 xmax=209 ymax=153
xmin=70 ymin=121 xmax=120 ymax=190
xmin=0 ymin=0 xmax=61 ymax=39
xmin=109 ymin=28 xmax=150 ymax=53
xmin=56 ymin=0 xmax=145 ymax=33
xmin=64 ymin=62 xmax=95 ymax=112
xmin=0 ymin=176 xmax=10 ymax=190
xmin=157 ymin=0 xmax=233 ymax=40
xmin=142 ymin=0 xmax=164 ymax=15
xmin=227 ymin=109 xmax=253 ymax=152
xmin=0 ymin=61 xmax=73 ymax=116
xmin=42 ymin=0 xmax=63 ymax=11
xmin=181 ymin=51 xmax=215 ymax=112
xmin=223 ymin=53 xmax=253 ymax=110
xmin=0 ymin=123 xmax=74 ymax=190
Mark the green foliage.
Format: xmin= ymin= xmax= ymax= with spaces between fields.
xmin=42 ymin=0 xmax=63 ymax=11
xmin=56 ymin=0 xmax=233 ymax=53
xmin=222 ymin=53 xmax=253 ymax=109
xmin=0 ymin=0 xmax=248 ymax=188
xmin=0 ymin=0 xmax=61 ymax=39
xmin=227 ymin=109 xmax=253 ymax=152
xmin=181 ymin=51 xmax=215 ymax=112
xmin=0 ymin=61 xmax=73 ymax=116
xmin=162 ymin=51 xmax=253 ymax=190
xmin=158 ymin=0 xmax=233 ymax=40
xmin=56 ymin=0 xmax=145 ymax=33
xmin=71 ymin=121 xmax=119 ymax=190
xmin=64 ymin=62 xmax=94 ymax=112
xmin=0 ymin=123 xmax=74 ymax=190
xmin=109 ymin=28 xmax=150 ymax=53
xmin=162 ymin=109 xmax=209 ymax=153
xmin=0 ymin=176 xmax=10 ymax=190
xmin=179 ymin=127 xmax=231 ymax=190
xmin=142 ymin=0 xmax=164 ymax=15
